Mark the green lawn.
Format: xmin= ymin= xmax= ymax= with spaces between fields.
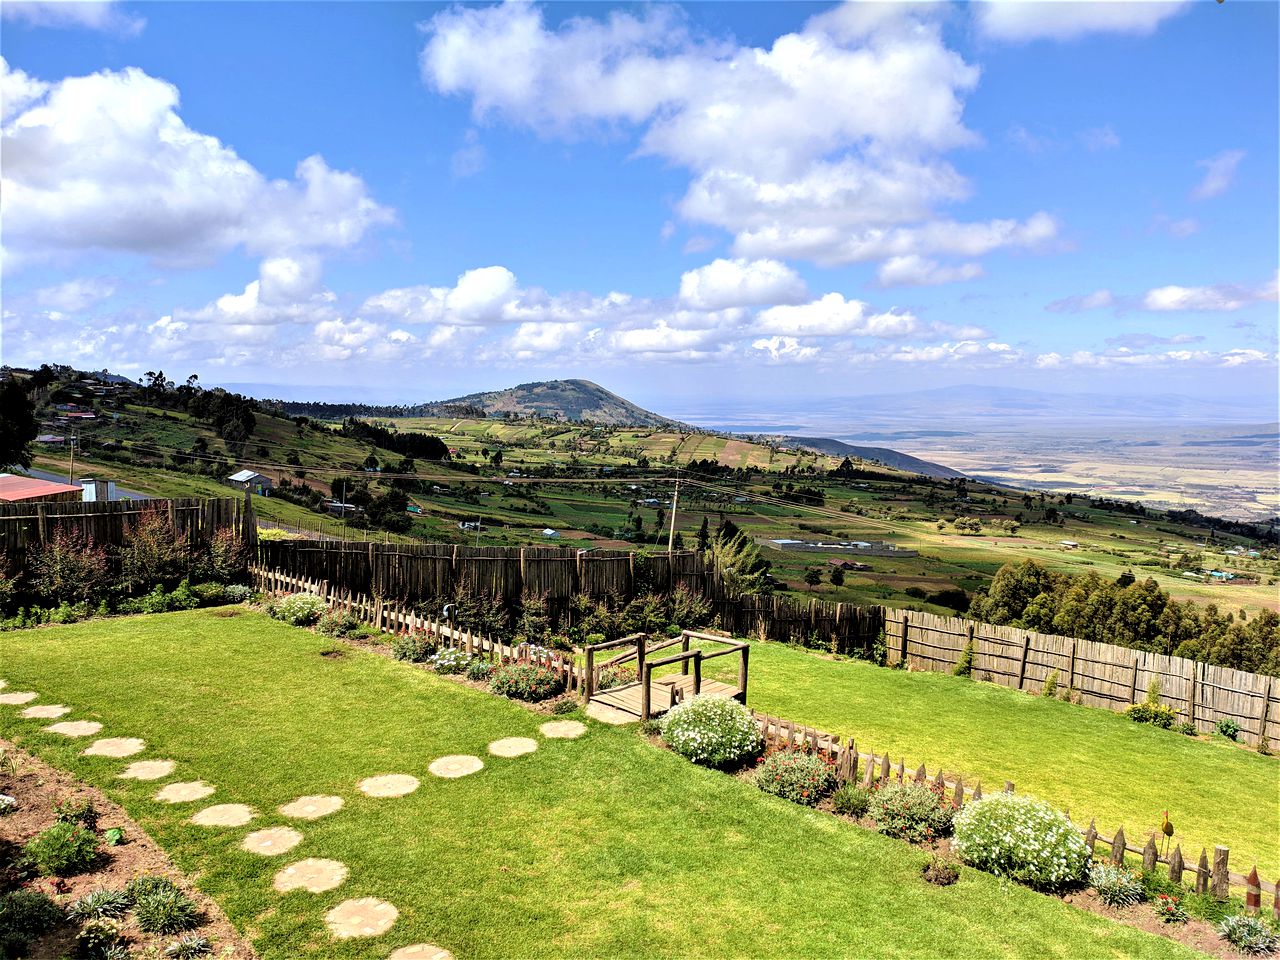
xmin=0 ymin=611 xmax=1198 ymax=960
xmin=696 ymin=640 xmax=1280 ymax=876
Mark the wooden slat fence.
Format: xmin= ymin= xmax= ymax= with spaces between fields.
xmin=882 ymin=609 xmax=1278 ymax=748
xmin=710 ymin=593 xmax=884 ymax=657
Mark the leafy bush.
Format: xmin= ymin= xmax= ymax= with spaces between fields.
xmin=922 ymin=857 xmax=960 ymax=886
xmin=658 ymin=695 xmax=762 ymax=769
xmin=1125 ymin=702 xmax=1177 ymax=729
xmin=202 ymin=527 xmax=248 ymax=583
xmin=952 ymin=793 xmax=1089 ymax=891
xmin=1042 ymin=668 xmax=1060 ymax=699
xmin=316 ymin=611 xmax=362 ymax=638
xmin=76 ymin=916 xmax=126 ymax=959
xmin=550 ymin=696 xmax=578 ymax=715
xmin=120 ymin=506 xmax=190 ymax=592
xmin=428 ymin=648 xmax=472 ymax=675
xmin=1089 ymin=863 xmax=1146 ymax=907
xmin=831 ymin=783 xmax=871 ymax=818
xmin=952 ymin=639 xmax=975 ymax=677
xmin=23 ymin=820 xmax=99 ymax=875
xmin=0 ymin=889 xmax=62 ymax=954
xmin=31 ymin=528 xmax=109 ymax=604
xmin=465 ymin=659 xmax=495 ymax=682
xmin=1218 ymin=915 xmax=1279 ymax=955
xmin=67 ymin=889 xmax=131 ymax=921
xmin=869 ymin=782 xmax=953 ymax=844
xmin=269 ymin=593 xmax=326 ymax=626
xmin=164 ymin=935 xmax=213 ymax=958
xmin=53 ymin=795 xmax=100 ymax=830
xmin=597 ymin=665 xmax=637 ymax=690
xmin=1154 ymin=894 xmax=1189 ymax=924
xmin=125 ymin=876 xmax=180 ymax=902
xmin=756 ymin=750 xmax=837 ymax=806
xmin=391 ymin=630 xmax=436 ymax=662
xmin=189 ymin=582 xmax=228 ymax=606
xmin=1216 ymin=718 xmax=1242 ymax=741
xmin=490 ymin=663 xmax=564 ymax=701
xmin=1177 ymin=721 xmax=1198 ymax=736
xmin=133 ymin=887 xmax=200 ymax=934
xmin=224 ymin=584 xmax=253 ymax=603
xmin=671 ymin=585 xmax=712 ymax=628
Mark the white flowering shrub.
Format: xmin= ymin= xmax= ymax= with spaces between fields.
xmin=659 ymin=695 xmax=763 ymax=769
xmin=269 ymin=593 xmax=327 ymax=626
xmin=428 ymin=648 xmax=473 ymax=675
xmin=952 ymin=793 xmax=1089 ymax=891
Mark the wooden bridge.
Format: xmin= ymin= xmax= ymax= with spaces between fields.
xmin=582 ymin=630 xmax=749 ymax=720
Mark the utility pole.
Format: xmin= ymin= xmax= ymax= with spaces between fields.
xmin=667 ymin=470 xmax=680 ymax=554
xmin=68 ymin=431 xmax=77 ymax=484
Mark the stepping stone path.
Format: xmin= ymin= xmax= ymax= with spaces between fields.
xmin=83 ymin=737 xmax=146 ymax=758
xmin=0 ymin=692 xmax=39 ymax=706
xmin=155 ymin=781 xmax=215 ymax=804
xmin=428 ymin=755 xmax=483 ymax=779
xmin=390 ymin=946 xmax=454 ymax=960
xmin=273 ymin=858 xmax=349 ymax=894
xmin=539 ymin=720 xmax=586 ymax=739
xmin=325 ymin=897 xmax=398 ymax=939
xmin=120 ymin=759 xmax=176 ymax=781
xmin=585 ymin=702 xmax=634 ymax=726
xmin=488 ymin=737 xmax=537 ymax=758
xmin=358 ymin=774 xmax=419 ymax=798
xmin=21 ymin=704 xmax=69 ymax=719
xmin=45 ymin=720 xmax=103 ymax=737
xmin=192 ymin=804 xmax=256 ymax=828
xmin=241 ymin=826 xmax=303 ymax=856
xmin=279 ymin=795 xmax=344 ymax=820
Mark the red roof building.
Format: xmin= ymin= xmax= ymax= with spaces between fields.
xmin=0 ymin=474 xmax=84 ymax=503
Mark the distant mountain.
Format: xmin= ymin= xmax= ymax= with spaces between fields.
xmin=772 ymin=436 xmax=965 ymax=480
xmin=430 ymin=379 xmax=686 ymax=428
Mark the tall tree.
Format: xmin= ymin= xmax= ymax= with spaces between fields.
xmin=0 ymin=379 xmax=39 ymax=469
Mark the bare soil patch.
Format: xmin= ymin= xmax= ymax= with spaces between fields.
xmin=0 ymin=738 xmax=255 ymax=959
xmin=1061 ymin=889 xmax=1235 ymax=959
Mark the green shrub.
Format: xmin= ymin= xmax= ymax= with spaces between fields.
xmin=269 ymin=592 xmax=327 ymax=626
xmin=490 ymin=663 xmax=564 ymax=701
xmin=23 ymin=820 xmax=99 ymax=875
xmin=124 ymin=876 xmax=180 ymax=902
xmin=1125 ymin=702 xmax=1177 ymax=728
xmin=224 ymin=584 xmax=253 ymax=603
xmin=658 ymin=695 xmax=762 ymax=769
xmin=53 ymin=795 xmax=100 ymax=831
xmin=952 ymin=639 xmax=975 ymax=677
xmin=428 ymin=648 xmax=472 ymax=675
xmin=1216 ymin=718 xmax=1242 ymax=741
xmin=550 ymin=696 xmax=578 ymax=716
xmin=168 ymin=579 xmax=200 ymax=610
xmin=869 ymin=782 xmax=954 ymax=844
xmin=164 ymin=935 xmax=213 ymax=958
xmin=1089 ymin=863 xmax=1146 ymax=907
xmin=189 ymin=582 xmax=228 ymax=606
xmin=1218 ymin=915 xmax=1279 ymax=954
xmin=1041 ymin=668 xmax=1059 ymax=699
xmin=597 ymin=665 xmax=637 ymax=690
xmin=1177 ymin=721 xmax=1198 ymax=736
xmin=1154 ymin=894 xmax=1189 ymax=924
xmin=31 ymin=528 xmax=110 ymax=605
xmin=391 ymin=631 xmax=436 ymax=663
xmin=671 ymin=585 xmax=712 ymax=628
xmin=133 ymin=887 xmax=200 ymax=934
xmin=952 ymin=794 xmax=1089 ymax=891
xmin=755 ymin=750 xmax=837 ymax=806
xmin=0 ymin=889 xmax=62 ymax=954
xmin=76 ymin=916 xmax=126 ymax=959
xmin=316 ymin=611 xmax=362 ymax=637
xmin=465 ymin=659 xmax=496 ymax=682
xmin=67 ymin=889 xmax=132 ymax=921
xmin=831 ymin=783 xmax=871 ymax=818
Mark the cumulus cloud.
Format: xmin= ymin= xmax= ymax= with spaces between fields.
xmin=1046 ymin=289 xmax=1115 ymax=313
xmin=755 ymin=294 xmax=919 ymax=338
xmin=678 ymin=258 xmax=807 ymax=310
xmin=1 ymin=1 xmax=144 ymax=36
xmin=420 ymin=2 xmax=1055 ymax=274
xmin=1 ymin=60 xmax=392 ymax=271
xmin=34 ymin=276 xmax=117 ymax=312
xmin=1143 ymin=274 xmax=1278 ymax=312
xmin=752 ymin=336 xmax=820 ymax=363
xmin=975 ymin=1 xmax=1188 ymax=42
xmin=877 ymin=255 xmax=982 ymax=287
xmin=1190 ymin=149 xmax=1245 ymax=201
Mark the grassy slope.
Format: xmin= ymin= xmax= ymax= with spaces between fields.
xmin=694 ymin=640 xmax=1280 ymax=876
xmin=0 ymin=611 xmax=1195 ymax=960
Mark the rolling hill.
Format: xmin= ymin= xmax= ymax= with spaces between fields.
xmin=428 ymin=379 xmax=687 ymax=428
xmin=772 ymin=436 xmax=966 ymax=480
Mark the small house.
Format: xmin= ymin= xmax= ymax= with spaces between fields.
xmin=541 ymin=528 xmax=560 ymax=538
xmin=0 ymin=474 xmax=84 ymax=504
xmin=1059 ymin=540 xmax=1079 ymax=550
xmin=80 ymin=478 xmax=116 ymax=502
xmin=227 ymin=469 xmax=273 ymax=496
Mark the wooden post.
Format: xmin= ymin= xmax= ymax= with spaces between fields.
xmin=900 ymin=614 xmax=909 ymax=666
xmin=1143 ymin=835 xmax=1158 ymax=872
xmin=1017 ymin=636 xmax=1031 ymax=690
xmin=1212 ymin=847 xmax=1230 ymax=900
xmin=640 ymin=665 xmax=652 ymax=721
xmin=933 ymin=768 xmax=945 ymax=792
xmin=1067 ymin=638 xmax=1077 ymax=692
xmin=952 ymin=778 xmax=964 ymax=809
xmin=894 ymin=758 xmax=904 ymax=783
xmin=681 ymin=633 xmax=690 ymax=676
xmin=972 ymin=781 xmax=982 ymax=801
xmin=584 ymin=647 xmax=595 ymax=702
xmin=880 ymin=754 xmax=890 ymax=782
xmin=914 ymin=763 xmax=927 ymax=784
xmin=1003 ymin=780 xmax=1015 ymax=793
xmin=1084 ymin=821 xmax=1097 ymax=855
xmin=738 ymin=644 xmax=749 ymax=703
xmin=1111 ymin=827 xmax=1126 ymax=865
xmin=1246 ymin=867 xmax=1261 ymax=914
xmin=1195 ymin=850 xmax=1210 ymax=895
xmin=1257 ymin=679 xmax=1273 ymax=751
xmin=1168 ymin=845 xmax=1184 ymax=884
xmin=1129 ymin=656 xmax=1140 ymax=705
xmin=692 ymin=652 xmax=702 ymax=695
xmin=1187 ymin=661 xmax=1198 ymax=727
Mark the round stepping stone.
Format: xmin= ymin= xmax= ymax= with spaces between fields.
xmin=585 ymin=702 xmax=635 ymax=726
xmin=0 ymin=692 xmax=39 ymax=705
xmin=358 ymin=774 xmax=419 ymax=798
xmin=279 ymin=795 xmax=344 ymax=820
xmin=273 ymin=857 xmax=348 ymax=893
xmin=390 ymin=946 xmax=454 ymax=960
xmin=21 ymin=704 xmax=69 ymax=719
xmin=427 ymin=755 xmax=483 ymax=779
xmin=0 ymin=679 xmax=6 ymax=689
xmin=45 ymin=720 xmax=103 ymax=737
xmin=83 ymin=737 xmax=146 ymax=758
xmin=120 ymin=759 xmax=176 ymax=781
xmin=488 ymin=737 xmax=537 ymax=758
xmin=155 ymin=781 xmax=215 ymax=804
xmin=192 ymin=803 xmax=256 ymax=827
xmin=539 ymin=720 xmax=586 ymax=740
xmin=325 ymin=897 xmax=398 ymax=939
xmin=241 ymin=826 xmax=303 ymax=856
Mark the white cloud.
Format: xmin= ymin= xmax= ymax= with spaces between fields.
xmin=1143 ymin=274 xmax=1277 ymax=312
xmin=1035 ymin=347 xmax=1275 ymax=369
xmin=1151 ymin=215 xmax=1199 ymax=238
xmin=976 ymin=1 xmax=1188 ymax=42
xmin=421 ymin=3 xmax=1053 ymax=271
xmin=1 ymin=1 xmax=144 ymax=36
xmin=34 ymin=276 xmax=117 ymax=312
xmin=1190 ymin=149 xmax=1245 ymax=201
xmin=678 ymin=258 xmax=807 ymax=310
xmin=451 ymin=128 xmax=486 ymax=178
xmin=755 ymin=294 xmax=919 ymax=338
xmin=752 ymin=336 xmax=820 ymax=363
xmin=877 ymin=255 xmax=983 ymax=287
xmin=1080 ymin=125 xmax=1120 ymax=151
xmin=1 ymin=61 xmax=392 ymax=271
xmin=1046 ymin=289 xmax=1115 ymax=313
xmin=0 ymin=58 xmax=48 ymax=122
xmin=888 ymin=340 xmax=1020 ymax=364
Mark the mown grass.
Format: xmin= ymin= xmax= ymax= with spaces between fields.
xmin=695 ymin=639 xmax=1280 ymax=876
xmin=0 ymin=610 xmax=1199 ymax=959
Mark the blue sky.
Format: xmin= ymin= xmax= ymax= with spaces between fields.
xmin=1 ymin=0 xmax=1276 ymax=414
